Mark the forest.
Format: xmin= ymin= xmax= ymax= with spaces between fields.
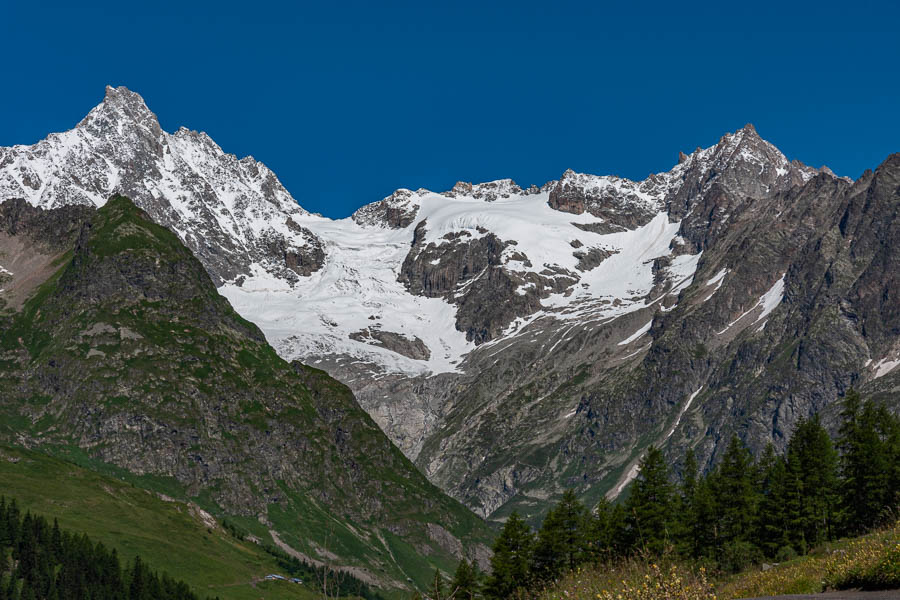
xmin=438 ymin=390 xmax=900 ymax=600
xmin=0 ymin=497 xmax=213 ymax=600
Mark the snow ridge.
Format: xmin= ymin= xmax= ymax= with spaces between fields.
xmin=0 ymin=87 xmax=816 ymax=378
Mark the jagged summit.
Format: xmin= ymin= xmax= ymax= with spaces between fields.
xmin=77 ymin=85 xmax=162 ymax=135
xmin=0 ymin=85 xmax=317 ymax=285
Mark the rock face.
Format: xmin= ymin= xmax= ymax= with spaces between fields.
xmin=351 ymin=188 xmax=421 ymax=229
xmin=349 ymin=327 xmax=431 ymax=360
xmin=0 ymin=196 xmax=491 ymax=588
xmin=547 ymin=169 xmax=663 ymax=229
xmin=3 ymin=87 xmax=898 ymax=526
xmin=398 ymin=220 xmax=571 ymax=344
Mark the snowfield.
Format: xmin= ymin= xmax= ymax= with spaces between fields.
xmin=223 ymin=186 xmax=697 ymax=375
xmin=3 ymin=86 xmax=814 ymax=379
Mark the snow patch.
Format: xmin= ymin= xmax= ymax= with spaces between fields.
xmin=873 ymin=358 xmax=900 ymax=379
xmin=717 ymin=274 xmax=785 ymax=335
xmin=705 ymin=268 xmax=728 ymax=289
xmin=663 ymin=387 xmax=702 ymax=442
xmin=618 ymin=320 xmax=653 ymax=346
xmin=608 ymin=462 xmax=641 ymax=500
xmin=620 ymin=343 xmax=651 ymax=361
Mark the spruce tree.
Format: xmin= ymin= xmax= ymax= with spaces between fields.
xmin=428 ymin=569 xmax=446 ymax=600
xmin=781 ymin=446 xmax=806 ymax=554
xmin=531 ymin=490 xmax=590 ymax=582
xmin=588 ymin=498 xmax=620 ymax=558
xmin=787 ymin=416 xmax=839 ymax=545
xmin=675 ymin=448 xmax=699 ymax=555
xmin=624 ymin=446 xmax=675 ymax=555
xmin=129 ymin=555 xmax=147 ymax=600
xmin=838 ymin=390 xmax=899 ymax=532
xmin=713 ymin=435 xmax=757 ymax=548
xmin=484 ymin=512 xmax=534 ymax=600
xmin=755 ymin=454 xmax=790 ymax=557
xmin=689 ymin=474 xmax=718 ymax=559
xmin=449 ymin=560 xmax=479 ymax=600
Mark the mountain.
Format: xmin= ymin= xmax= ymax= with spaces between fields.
xmin=0 ymin=195 xmax=492 ymax=590
xmin=2 ymin=87 xmax=898 ymax=523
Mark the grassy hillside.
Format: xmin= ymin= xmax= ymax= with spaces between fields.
xmin=719 ymin=518 xmax=900 ymax=598
xmin=531 ymin=520 xmax=900 ymax=600
xmin=0 ymin=445 xmax=320 ymax=600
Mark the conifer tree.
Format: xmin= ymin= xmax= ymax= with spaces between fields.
xmin=449 ymin=560 xmax=479 ymax=600
xmin=713 ymin=435 xmax=757 ymax=548
xmin=624 ymin=447 xmax=675 ymax=555
xmin=129 ymin=555 xmax=148 ymax=600
xmin=690 ymin=473 xmax=719 ymax=559
xmin=755 ymin=454 xmax=789 ymax=557
xmin=675 ymin=448 xmax=699 ymax=555
xmin=484 ymin=512 xmax=534 ymax=600
xmin=838 ymin=390 xmax=899 ymax=532
xmin=531 ymin=490 xmax=590 ymax=582
xmin=588 ymin=498 xmax=621 ymax=558
xmin=781 ymin=446 xmax=806 ymax=553
xmin=428 ymin=569 xmax=446 ymax=600
xmin=787 ymin=416 xmax=839 ymax=545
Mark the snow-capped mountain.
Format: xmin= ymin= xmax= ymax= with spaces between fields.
xmin=3 ymin=87 xmax=898 ymax=521
xmin=0 ymin=87 xmax=804 ymax=379
xmin=0 ymin=86 xmax=323 ymax=286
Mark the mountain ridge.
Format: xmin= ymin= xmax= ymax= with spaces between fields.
xmin=2 ymin=86 xmax=897 ymax=524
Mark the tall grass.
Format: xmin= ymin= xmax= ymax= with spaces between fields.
xmin=536 ymin=519 xmax=900 ymax=600
xmin=719 ymin=518 xmax=900 ymax=599
xmin=534 ymin=557 xmax=716 ymax=600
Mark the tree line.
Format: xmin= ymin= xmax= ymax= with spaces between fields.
xmin=0 ymin=497 xmax=214 ymax=600
xmin=463 ymin=389 xmax=900 ymax=599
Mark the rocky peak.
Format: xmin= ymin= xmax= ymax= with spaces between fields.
xmin=664 ymin=125 xmax=823 ymax=233
xmin=448 ymin=181 xmax=473 ymax=196
xmin=470 ymin=179 xmax=522 ymax=201
xmin=548 ymin=169 xmax=665 ymax=229
xmin=351 ymin=188 xmax=422 ymax=228
xmin=0 ymin=86 xmax=322 ymax=286
xmin=77 ymin=85 xmax=163 ymax=141
xmin=442 ymin=179 xmax=523 ymax=201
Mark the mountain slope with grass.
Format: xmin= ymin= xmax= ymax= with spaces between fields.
xmin=0 ymin=195 xmax=492 ymax=592
xmin=0 ymin=446 xmax=322 ymax=600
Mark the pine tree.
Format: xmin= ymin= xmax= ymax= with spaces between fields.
xmin=755 ymin=454 xmax=790 ymax=558
xmin=531 ymin=490 xmax=590 ymax=582
xmin=781 ymin=446 xmax=806 ymax=554
xmin=588 ymin=498 xmax=620 ymax=559
xmin=0 ymin=498 xmax=7 ymax=548
xmin=690 ymin=474 xmax=719 ymax=559
xmin=837 ymin=390 xmax=899 ymax=533
xmin=675 ymin=448 xmax=699 ymax=555
xmin=129 ymin=555 xmax=147 ymax=600
xmin=428 ymin=569 xmax=446 ymax=600
xmin=787 ymin=416 xmax=839 ymax=545
xmin=449 ymin=560 xmax=479 ymax=600
xmin=713 ymin=435 xmax=757 ymax=548
xmin=624 ymin=447 xmax=675 ymax=555
xmin=484 ymin=512 xmax=534 ymax=600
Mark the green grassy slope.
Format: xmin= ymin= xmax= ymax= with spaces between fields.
xmin=0 ymin=445 xmax=316 ymax=600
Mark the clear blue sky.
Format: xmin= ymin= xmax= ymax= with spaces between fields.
xmin=3 ymin=1 xmax=899 ymax=218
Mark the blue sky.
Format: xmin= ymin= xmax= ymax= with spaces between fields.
xmin=3 ymin=1 xmax=899 ymax=218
